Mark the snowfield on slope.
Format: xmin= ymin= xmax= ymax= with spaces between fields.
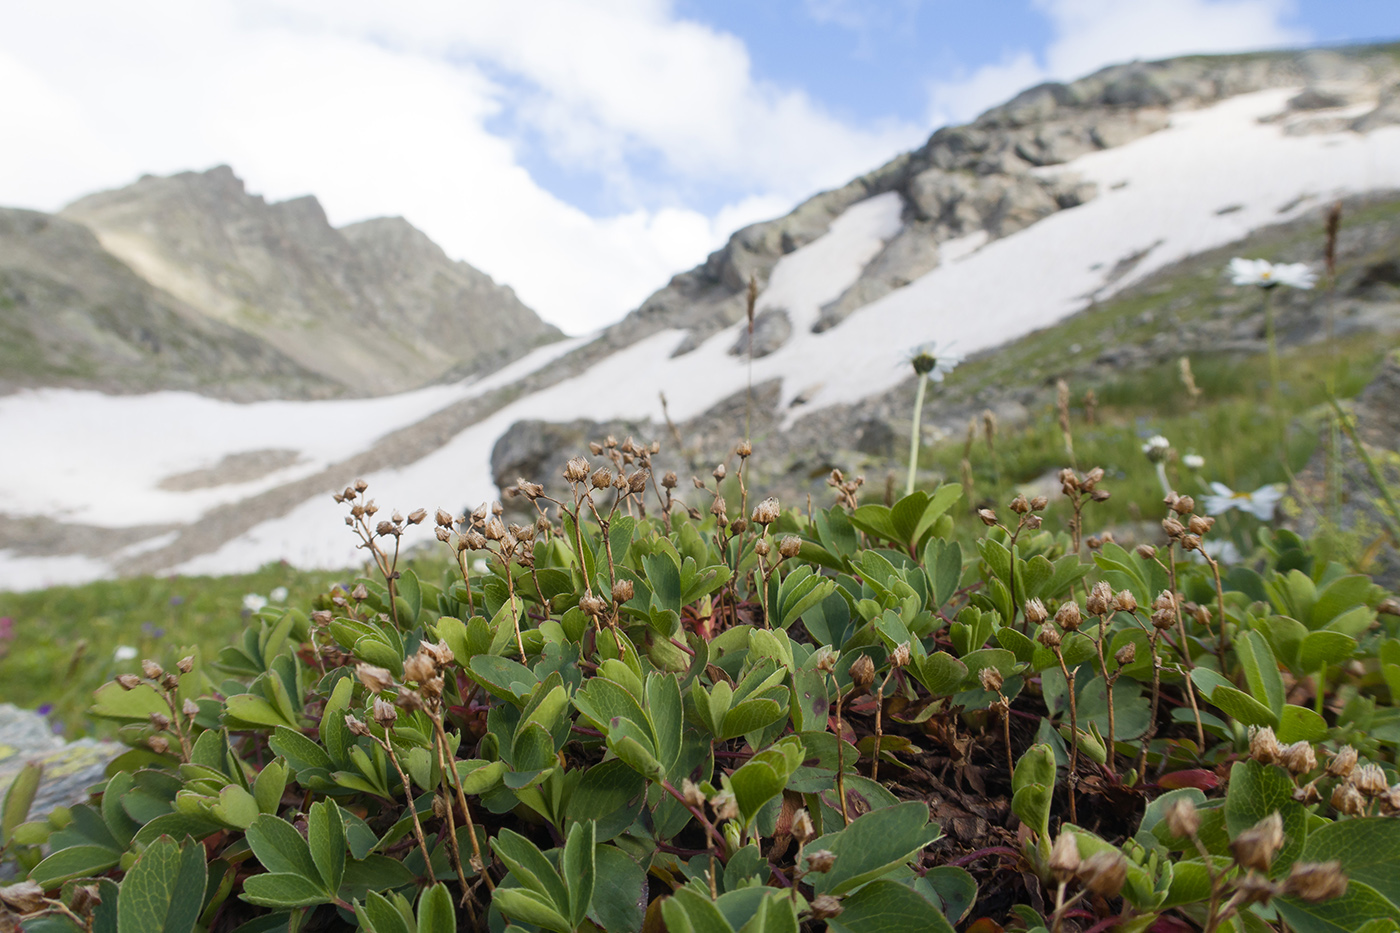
xmin=4 ymin=88 xmax=1400 ymax=587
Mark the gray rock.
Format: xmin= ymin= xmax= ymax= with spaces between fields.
xmin=729 ymin=308 xmax=792 ymax=358
xmin=1354 ymin=84 xmax=1400 ymax=133
xmin=0 ymin=704 xmax=120 ymax=828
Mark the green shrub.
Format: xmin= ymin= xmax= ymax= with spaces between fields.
xmin=3 ymin=442 xmax=1398 ymax=932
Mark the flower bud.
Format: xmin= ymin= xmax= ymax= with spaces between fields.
xmin=849 ymin=654 xmax=876 ymax=690
xmin=612 ymin=580 xmax=635 ymax=604
xmin=1284 ymin=861 xmax=1348 ymax=903
xmin=1230 ymin=812 xmax=1284 ymax=872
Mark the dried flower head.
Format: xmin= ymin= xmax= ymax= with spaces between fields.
xmin=751 ymin=497 xmax=780 ymax=526
xmin=563 ymin=456 xmax=590 ymax=482
xmin=116 ymin=673 xmax=141 ymax=691
xmin=779 ymin=535 xmax=803 ymax=559
xmin=806 ymin=849 xmax=836 ymax=873
xmin=681 ymin=778 xmax=707 ymax=809
xmin=1048 ymin=833 xmax=1081 ymax=884
xmin=849 ymin=654 xmax=876 ymax=690
xmin=142 ymin=659 xmax=164 ymax=680
xmin=977 ymin=508 xmax=998 ymax=526
xmin=710 ymin=789 xmax=739 ymax=822
xmin=147 ymin=735 xmax=170 ymax=755
xmin=890 ymin=642 xmax=912 ymax=668
xmin=792 ymin=808 xmax=817 ymax=845
xmin=1353 ymin=763 xmax=1388 ymax=798
xmin=1282 ymin=740 xmax=1317 ymax=775
xmin=1115 ymin=642 xmax=1137 ymax=666
xmin=1024 ymin=598 xmax=1049 ymax=626
xmin=808 ymin=894 xmax=844 ymax=920
xmin=345 ymin=715 xmax=372 ymax=737
xmin=612 ymin=579 xmax=635 ymax=604
xmin=1135 ymin=544 xmax=1157 ymax=560
xmin=403 ymin=651 xmax=436 ymax=685
xmin=356 ymin=663 xmax=395 ymax=694
xmin=1165 ymin=797 xmax=1200 ymax=838
xmin=1010 ymin=494 xmax=1030 ymax=514
xmin=1054 ymin=601 xmax=1082 ymax=632
xmin=1037 ymin=626 xmax=1062 ymax=649
xmin=979 ymin=667 xmax=1004 ymax=692
xmin=754 ymin=538 xmax=770 ymax=557
xmin=1284 ymin=861 xmax=1348 ymax=903
xmin=1086 ymin=581 xmax=1113 ymax=616
xmin=1112 ymin=589 xmax=1138 ymax=613
xmin=1331 ymin=781 xmax=1366 ymax=816
xmin=372 ymin=697 xmax=398 ymax=727
xmin=183 ymin=698 xmax=200 ymax=718
xmin=1250 ymin=726 xmax=1282 ymax=766
xmin=662 ymin=471 xmax=678 ymax=489
xmin=1230 ymin=812 xmax=1285 ymax=872
xmin=1326 ymin=747 xmax=1359 ymax=779
xmin=1078 ymin=849 xmax=1127 ymax=898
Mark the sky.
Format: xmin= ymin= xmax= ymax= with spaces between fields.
xmin=2 ymin=1 xmax=1397 ymax=334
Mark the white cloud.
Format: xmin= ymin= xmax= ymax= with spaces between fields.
xmin=927 ymin=0 xmax=1308 ymax=127
xmin=0 ymin=1 xmax=923 ymax=334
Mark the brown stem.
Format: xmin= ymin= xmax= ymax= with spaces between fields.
xmin=1054 ymin=646 xmax=1078 ymax=825
xmin=432 ymin=713 xmax=494 ymax=895
xmin=378 ymin=736 xmax=434 ymax=879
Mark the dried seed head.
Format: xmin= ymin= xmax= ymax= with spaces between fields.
xmin=351 ymin=583 xmax=369 ymax=601
xmin=710 ymin=496 xmax=728 ymax=524
xmin=142 ymin=659 xmax=164 ymax=680
xmin=1054 ymin=601 xmax=1082 ymax=632
xmin=1048 ymin=833 xmax=1081 ymax=884
xmin=375 ymin=520 xmax=397 ymax=537
xmin=1377 ymin=597 xmax=1400 ymax=617
xmin=356 ymin=663 xmax=395 ymax=694
xmin=589 ymin=441 xmax=603 ymax=455
xmin=464 ymin=529 xmax=488 ymax=550
xmin=849 ymin=654 xmax=876 ymax=690
xmin=435 ymin=526 xmax=451 ymax=542
xmin=345 ymin=715 xmax=372 ymax=737
xmin=681 ymin=778 xmax=707 ymax=809
xmin=1331 ymin=781 xmax=1366 ymax=816
xmin=752 ymin=497 xmax=780 ymax=526
xmin=1115 ymin=643 xmax=1137 ymax=666
xmin=403 ymin=651 xmax=436 ymax=684
xmin=68 ymin=883 xmax=101 ymax=916
xmin=780 ymin=535 xmax=803 ymax=559
xmin=149 ymin=712 xmax=171 ymax=731
xmin=1188 ymin=514 xmax=1215 ymax=535
xmin=1383 ymin=784 xmax=1400 ymax=814
xmin=792 ymin=808 xmax=816 ymax=845
xmin=116 ymin=673 xmax=141 ymax=690
xmin=1285 ymin=861 xmax=1348 ymax=903
xmin=628 ymin=470 xmax=648 ymax=493
xmin=1030 ymin=495 xmax=1049 ymax=511
xmin=813 ymin=647 xmax=839 ymax=673
xmin=662 ymin=471 xmax=678 ymax=489
xmin=1078 ymin=850 xmax=1127 ymax=898
xmin=1085 ymin=534 xmax=1104 ymax=550
xmin=754 ymin=537 xmax=771 ymax=557
xmin=1282 ymin=740 xmax=1317 ymax=775
xmin=979 ymin=667 xmax=1004 ymax=692
xmin=1353 ymin=763 xmax=1388 ymax=797
xmin=1010 ymin=494 xmax=1030 ymax=514
xmin=1112 ymin=589 xmax=1138 ymax=613
xmin=483 ymin=518 xmax=507 ymax=541
xmin=579 ymin=594 xmax=606 ymax=618
xmin=890 ymin=642 xmax=912 ymax=668
xmin=1162 ymin=517 xmax=1186 ymax=538
xmin=436 ymin=508 xmax=454 ymax=527
xmin=1060 ymin=468 xmax=1080 ymax=493
xmin=806 ymin=849 xmax=836 ymax=873
xmin=183 ymin=698 xmax=200 ymax=718
xmin=1236 ymin=872 xmax=1282 ymax=906
xmin=147 ymin=735 xmax=170 ymax=755
xmin=1136 ymin=544 xmax=1157 ymax=560
xmin=162 ymin=673 xmax=179 ymax=691
xmin=731 ymin=517 xmax=748 ymax=535
xmin=1249 ymin=726 xmax=1282 ymax=766
xmin=1152 ymin=590 xmax=1176 ymax=612
xmin=407 ymin=508 xmax=427 ymax=525
xmin=1230 ymin=812 xmax=1285 ymax=872
xmin=612 ymin=580 xmax=635 ymax=604
xmin=1326 ymin=745 xmax=1359 ymax=779
xmin=1171 ymin=495 xmax=1195 ymax=515
xmin=1180 ymin=534 xmax=1202 ymax=552
xmin=1024 ymin=598 xmax=1049 ymax=626
xmin=736 ymin=440 xmax=753 ymax=458
xmin=423 ymin=640 xmax=454 ymax=666
xmin=613 ymin=471 xmax=629 ymax=491
xmin=1164 ymin=797 xmax=1200 ymax=838
xmin=590 ymin=467 xmax=613 ymax=490
xmin=563 ymin=456 xmax=590 ymax=482
xmin=372 ymin=697 xmax=398 ymax=727
xmin=1086 ymin=581 xmax=1113 ymax=616
xmin=712 ymin=463 xmax=727 ymax=481
xmin=710 ymin=790 xmax=739 ymax=822
xmin=977 ymin=508 xmax=998 ymax=526
xmin=1025 ymin=514 xmax=1043 ymax=530
xmin=310 ymin=610 xmax=333 ymax=625
xmin=809 ymin=894 xmax=843 ymax=920
xmin=176 ymin=656 xmax=195 ymax=674
xmin=1294 ymin=781 xmax=1323 ymax=805
xmin=1037 ymin=626 xmax=1063 ymax=649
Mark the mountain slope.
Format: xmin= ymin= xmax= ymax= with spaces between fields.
xmin=58 ymin=166 xmax=562 ymax=396
xmin=3 ymin=42 xmax=1400 ymax=588
xmin=0 ymin=207 xmax=337 ymax=399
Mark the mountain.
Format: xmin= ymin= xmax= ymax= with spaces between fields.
xmin=3 ymin=42 xmax=1400 ymax=588
xmin=3 ymin=165 xmax=562 ymax=399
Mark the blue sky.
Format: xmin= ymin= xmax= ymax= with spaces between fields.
xmin=1 ymin=1 xmax=1397 ymax=332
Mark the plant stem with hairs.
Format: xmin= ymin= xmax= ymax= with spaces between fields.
xmin=906 ymin=374 xmax=927 ymax=497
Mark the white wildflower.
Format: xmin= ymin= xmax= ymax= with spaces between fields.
xmin=1229 ymin=257 xmax=1316 ymax=291
xmin=113 ymin=645 xmax=138 ymax=662
xmin=1183 ymin=454 xmax=1205 ymax=470
xmin=242 ymin=593 xmax=269 ymax=613
xmin=1142 ymin=435 xmax=1171 ymax=463
xmin=269 ymin=586 xmax=289 ymax=604
xmin=907 ymin=342 xmax=961 ymax=383
xmin=1203 ymin=482 xmax=1284 ymax=521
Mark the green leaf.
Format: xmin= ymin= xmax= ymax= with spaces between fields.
xmin=90 ymin=680 xmax=169 ymax=723
xmin=916 ymin=652 xmax=968 ymax=696
xmin=1277 ymin=704 xmax=1329 ymax=744
xmin=917 ymin=866 xmax=978 ymax=925
xmin=1311 ymin=574 xmax=1374 ymax=627
xmin=1210 ymin=684 xmax=1278 ymax=727
xmin=563 ymin=820 xmax=596 ymax=927
xmin=492 ymin=827 xmax=570 ymax=918
xmin=1236 ymin=631 xmax=1285 ymax=715
xmin=590 ymin=844 xmax=645 ymax=933
xmin=355 ymin=890 xmax=413 ymax=933
xmin=252 ymin=761 xmax=287 ymax=815
xmin=1012 ymin=744 xmax=1056 ymax=795
xmin=416 ymin=883 xmax=456 ymax=933
xmin=242 ymin=873 xmax=333 ymax=909
xmin=1276 ymin=881 xmax=1400 ymax=933
xmin=396 ymin=569 xmax=422 ymax=626
xmin=209 ymin=784 xmax=260 ymax=829
xmin=645 ymin=673 xmax=684 ymax=775
xmin=827 ymin=879 xmax=957 ymax=933
xmin=1299 ymin=817 xmax=1400 ymax=908
xmin=492 ymin=887 xmax=572 ymax=933
xmin=245 ymin=813 xmax=321 ymax=884
xmin=2 ymin=761 xmax=41 ymax=846
xmin=662 ymin=887 xmax=736 ymax=933
xmin=117 ymin=835 xmax=208 ymax=933
xmin=1224 ymin=760 xmax=1306 ymax=876
xmin=811 ymin=801 xmax=942 ymax=896
xmin=1300 ymin=631 xmax=1357 ymax=669
xmin=307 ymin=799 xmax=346 ymax=894
xmin=223 ymin=694 xmax=300 ymax=731
xmin=31 ymin=844 xmax=121 ymax=889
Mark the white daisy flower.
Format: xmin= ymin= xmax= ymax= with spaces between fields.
xmin=1183 ymin=454 xmax=1205 ymax=470
xmin=907 ymin=342 xmax=961 ymax=383
xmin=1192 ymin=538 xmax=1242 ymax=566
xmin=1203 ymin=482 xmax=1284 ymax=521
xmin=269 ymin=586 xmax=289 ymax=604
xmin=1229 ymin=257 xmax=1316 ymax=290
xmin=113 ymin=645 xmax=138 ymax=662
xmin=242 ymin=593 xmax=269 ymax=613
